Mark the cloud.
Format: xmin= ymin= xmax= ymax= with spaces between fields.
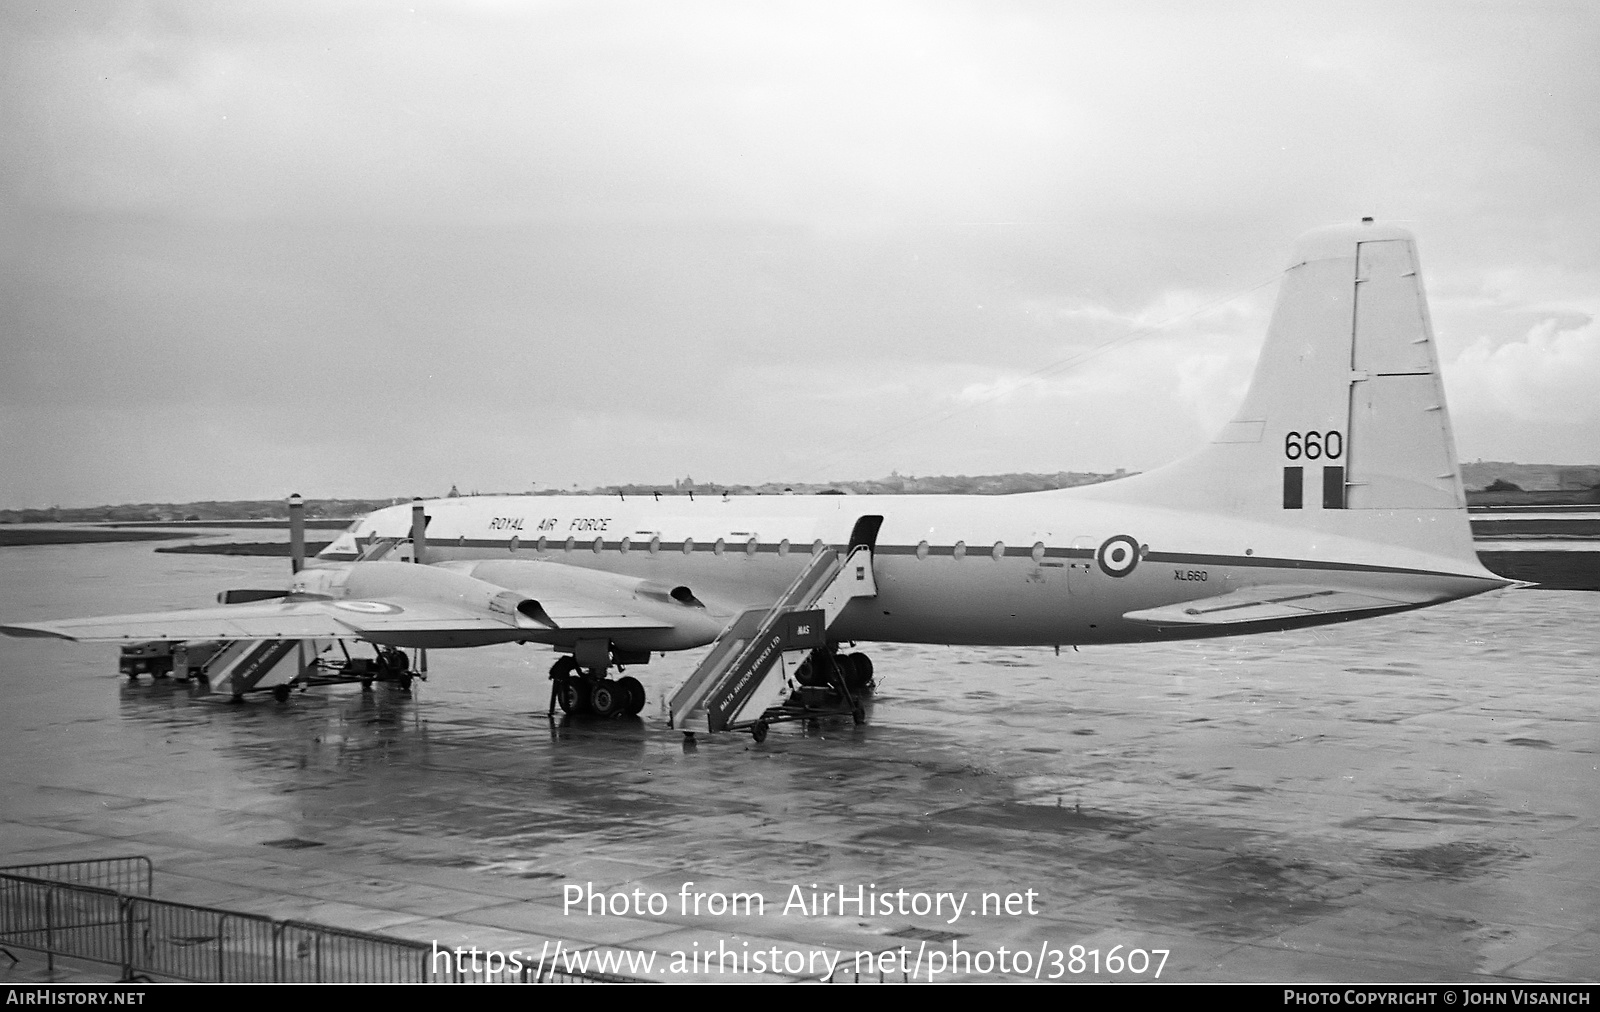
xmin=1445 ymin=316 xmax=1600 ymax=425
xmin=2 ymin=3 xmax=1599 ymax=504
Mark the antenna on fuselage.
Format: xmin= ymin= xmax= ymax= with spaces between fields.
xmin=411 ymin=498 xmax=426 ymax=565
xmin=409 ymin=496 xmax=429 ymax=677
xmin=288 ymin=493 xmax=305 ymax=574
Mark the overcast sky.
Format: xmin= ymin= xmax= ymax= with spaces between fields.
xmin=3 ymin=1 xmax=1597 ymax=508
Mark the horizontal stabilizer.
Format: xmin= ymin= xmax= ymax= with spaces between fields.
xmin=1123 ymin=585 xmax=1431 ymax=627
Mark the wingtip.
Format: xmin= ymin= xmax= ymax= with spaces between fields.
xmin=0 ymin=622 xmax=77 ymax=641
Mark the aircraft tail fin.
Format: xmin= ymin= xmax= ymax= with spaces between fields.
xmin=1077 ymin=220 xmax=1482 ymax=566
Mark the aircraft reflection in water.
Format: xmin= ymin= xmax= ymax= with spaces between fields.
xmin=5 ymin=221 xmax=1508 ymax=741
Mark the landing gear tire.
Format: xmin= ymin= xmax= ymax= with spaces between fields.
xmin=397 ymin=673 xmax=414 ymax=692
xmin=272 ymin=684 xmax=291 ymax=703
xmin=557 ymin=677 xmax=590 ymax=715
xmin=793 ymin=655 xmax=828 ymax=687
xmin=833 ymin=652 xmax=856 ymax=687
xmin=616 ymin=676 xmax=646 ymax=717
xmin=844 ymin=652 xmax=874 ymax=691
xmin=751 ymin=721 xmax=768 ymax=744
xmin=590 ymin=679 xmax=625 ymax=718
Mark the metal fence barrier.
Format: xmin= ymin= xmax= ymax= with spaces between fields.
xmin=0 ymin=857 xmax=645 ymax=983
xmin=124 ymin=898 xmax=279 ymax=983
xmin=0 ymin=856 xmax=152 ymax=896
xmin=275 ymin=920 xmax=430 ymax=983
xmin=0 ymin=875 xmax=126 ymax=978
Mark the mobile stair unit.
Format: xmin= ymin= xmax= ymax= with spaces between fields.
xmin=194 ymin=526 xmax=422 ymax=701
xmin=197 ymin=638 xmax=327 ymax=701
xmin=668 ymin=517 xmax=882 ymax=741
xmin=190 ymin=636 xmax=420 ymax=702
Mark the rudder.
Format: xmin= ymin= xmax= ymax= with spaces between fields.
xmin=1344 ymin=235 xmax=1462 ymax=510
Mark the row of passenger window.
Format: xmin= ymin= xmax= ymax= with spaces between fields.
xmin=915 ymin=541 xmax=1049 ymax=562
xmin=496 ymin=535 xmax=799 ymax=556
xmin=462 ymin=535 xmax=1052 ymax=562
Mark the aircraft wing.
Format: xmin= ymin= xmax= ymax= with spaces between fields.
xmin=3 ymin=559 xmax=729 ymax=654
xmin=0 ymin=596 xmax=534 ymax=643
xmin=1122 ymin=585 xmax=1430 ymax=627
xmin=1 ymin=554 xmax=697 ymax=651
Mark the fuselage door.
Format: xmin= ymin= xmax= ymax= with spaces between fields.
xmin=1066 ymin=536 xmax=1097 ymax=595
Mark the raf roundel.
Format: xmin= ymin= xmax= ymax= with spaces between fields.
xmin=1096 ymin=535 xmax=1141 ymax=578
xmin=333 ymin=601 xmax=405 ymax=615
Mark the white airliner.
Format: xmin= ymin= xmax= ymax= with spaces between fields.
xmin=5 ymin=221 xmax=1508 ymax=733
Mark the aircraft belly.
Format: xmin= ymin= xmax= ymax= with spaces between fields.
xmin=835 ymin=559 xmax=1487 ymax=647
xmin=832 ymin=556 xmax=1078 ymax=646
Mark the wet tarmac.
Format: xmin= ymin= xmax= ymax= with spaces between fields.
xmin=1 ymin=541 xmax=1597 ymax=982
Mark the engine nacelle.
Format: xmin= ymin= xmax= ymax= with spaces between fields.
xmin=283 ymin=562 xmax=547 ymax=647
xmin=442 ymin=560 xmax=727 ymax=652
xmin=342 ymin=564 xmax=545 ymax=625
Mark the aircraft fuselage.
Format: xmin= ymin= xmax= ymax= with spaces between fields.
xmin=322 ymin=489 xmax=1501 ymax=647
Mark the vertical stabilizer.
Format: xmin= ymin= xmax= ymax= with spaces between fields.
xmin=1077 ymin=220 xmax=1478 ymax=566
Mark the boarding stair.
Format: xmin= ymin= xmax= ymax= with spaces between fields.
xmin=668 ymin=537 xmax=879 ymax=737
xmin=189 ymin=536 xmax=422 ymax=701
xmin=196 ymin=638 xmax=323 ymax=700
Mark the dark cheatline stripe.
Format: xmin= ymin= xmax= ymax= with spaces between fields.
xmin=877 ymin=544 xmax=1085 ymax=559
xmin=345 ymin=537 xmax=1483 ymax=582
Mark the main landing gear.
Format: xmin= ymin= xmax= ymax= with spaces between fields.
xmin=740 ymin=646 xmax=875 ymax=743
xmin=547 ymin=655 xmax=646 ymax=719
xmin=787 ymin=647 xmax=872 ymax=725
